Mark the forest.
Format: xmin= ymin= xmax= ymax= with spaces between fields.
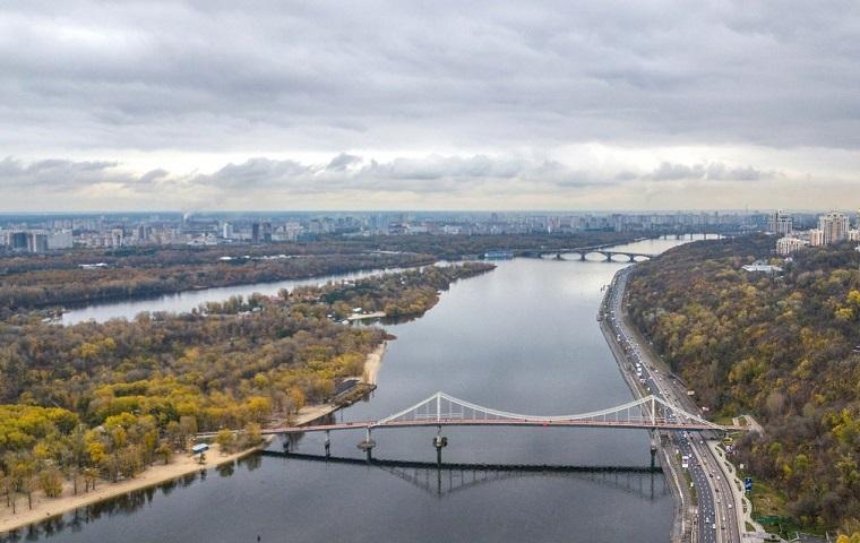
xmin=0 ymin=250 xmax=434 ymax=314
xmin=0 ymin=231 xmax=641 ymax=314
xmin=0 ymin=262 xmax=494 ymax=513
xmin=626 ymin=234 xmax=860 ymax=532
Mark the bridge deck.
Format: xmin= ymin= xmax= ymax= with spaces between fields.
xmin=266 ymin=418 xmax=744 ymax=434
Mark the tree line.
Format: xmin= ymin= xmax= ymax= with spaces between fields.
xmin=0 ymin=232 xmax=643 ymax=314
xmin=0 ymin=262 xmax=494 ymax=514
xmin=626 ymin=234 xmax=860 ymax=533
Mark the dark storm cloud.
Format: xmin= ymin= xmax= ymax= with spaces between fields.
xmin=2 ymin=0 xmax=860 ymax=155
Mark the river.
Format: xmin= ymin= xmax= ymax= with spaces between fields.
xmin=17 ymin=236 xmax=700 ymax=543
xmin=61 ymin=268 xmax=407 ymax=325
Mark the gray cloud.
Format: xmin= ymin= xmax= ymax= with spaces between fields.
xmin=1 ymin=2 xmax=859 ymax=210
xmin=191 ymin=154 xmax=594 ymax=195
xmin=1 ymin=153 xmax=854 ymax=212
xmin=1 ymin=0 xmax=860 ymax=157
xmin=0 ymin=157 xmax=121 ymax=190
xmin=5 ymin=154 xmax=782 ymax=203
xmin=648 ymin=162 xmax=777 ymax=182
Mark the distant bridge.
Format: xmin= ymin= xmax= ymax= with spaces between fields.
xmin=547 ymin=249 xmax=657 ymax=262
xmin=519 ymin=244 xmax=656 ymax=262
xmin=269 ymin=392 xmax=744 ymax=439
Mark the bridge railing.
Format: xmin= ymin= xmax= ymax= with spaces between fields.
xmin=373 ymin=392 xmax=725 ymax=431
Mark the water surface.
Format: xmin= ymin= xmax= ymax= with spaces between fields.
xmin=21 ymin=236 xmax=700 ymax=543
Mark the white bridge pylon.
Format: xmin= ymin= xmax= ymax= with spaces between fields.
xmin=372 ymin=391 xmax=727 ymax=431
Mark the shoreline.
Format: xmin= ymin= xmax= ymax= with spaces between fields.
xmin=0 ymin=438 xmax=271 ymax=535
xmin=1 ymin=342 xmax=390 ymax=535
xmin=362 ymin=341 xmax=387 ymax=386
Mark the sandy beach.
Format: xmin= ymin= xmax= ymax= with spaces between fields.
xmin=0 ymin=439 xmax=271 ymax=535
xmin=362 ymin=341 xmax=387 ymax=385
xmin=289 ymin=341 xmax=388 ymax=426
xmin=0 ymin=342 xmax=390 ymax=535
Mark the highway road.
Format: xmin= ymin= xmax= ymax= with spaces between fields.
xmin=602 ymin=268 xmax=742 ymax=543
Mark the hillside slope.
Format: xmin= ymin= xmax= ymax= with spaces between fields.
xmin=627 ymin=234 xmax=860 ymax=531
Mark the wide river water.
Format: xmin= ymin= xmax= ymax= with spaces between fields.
xmin=20 ymin=237 xmax=698 ymax=543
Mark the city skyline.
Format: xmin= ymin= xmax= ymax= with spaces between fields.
xmin=2 ymin=2 xmax=860 ymax=211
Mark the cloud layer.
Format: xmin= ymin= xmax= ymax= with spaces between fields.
xmin=0 ymin=153 xmax=820 ymax=212
xmin=1 ymin=1 xmax=859 ymax=210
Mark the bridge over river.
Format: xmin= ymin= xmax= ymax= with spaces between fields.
xmin=268 ymin=391 xmax=745 ymax=463
xmin=518 ymin=244 xmax=658 ymax=262
xmin=547 ymin=248 xmax=657 ymax=262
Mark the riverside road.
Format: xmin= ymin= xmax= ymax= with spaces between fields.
xmin=603 ymin=267 xmax=744 ymax=543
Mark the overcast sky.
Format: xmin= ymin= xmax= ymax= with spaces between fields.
xmin=2 ymin=1 xmax=860 ymax=211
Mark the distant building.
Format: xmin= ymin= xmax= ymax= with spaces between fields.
xmin=776 ymin=237 xmax=807 ymax=256
xmin=849 ymin=230 xmax=860 ymax=242
xmin=742 ymin=261 xmax=783 ymax=274
xmin=47 ymin=230 xmax=73 ymax=250
xmin=808 ymin=229 xmax=825 ymax=247
xmin=818 ymin=212 xmax=850 ymax=245
xmin=484 ymin=250 xmax=514 ymax=260
xmin=110 ymin=228 xmax=124 ymax=248
xmin=768 ymin=210 xmax=792 ymax=235
xmin=27 ymin=232 xmax=49 ymax=253
xmin=8 ymin=231 xmax=29 ymax=251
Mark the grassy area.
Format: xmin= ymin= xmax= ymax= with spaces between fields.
xmin=746 ymin=478 xmax=785 ymax=518
xmin=745 ymin=478 xmax=830 ymax=538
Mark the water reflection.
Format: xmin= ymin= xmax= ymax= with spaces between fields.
xmin=1 ymin=457 xmax=265 ymax=543
xmin=262 ymin=450 xmax=668 ymax=501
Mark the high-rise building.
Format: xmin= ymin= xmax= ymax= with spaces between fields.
xmin=768 ymin=210 xmax=792 ymax=235
xmin=251 ymin=222 xmax=260 ymax=243
xmin=776 ymin=237 xmax=807 ymax=255
xmin=808 ymin=229 xmax=825 ymax=247
xmin=27 ymin=232 xmax=48 ymax=253
xmin=47 ymin=230 xmax=74 ymax=250
xmin=9 ymin=231 xmax=29 ymax=251
xmin=818 ymin=212 xmax=850 ymax=245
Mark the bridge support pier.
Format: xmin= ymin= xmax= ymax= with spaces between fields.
xmin=357 ymin=427 xmax=376 ymax=462
xmin=324 ymin=430 xmax=331 ymax=457
xmin=433 ymin=426 xmax=448 ymax=467
xmin=649 ymin=433 xmax=658 ymax=469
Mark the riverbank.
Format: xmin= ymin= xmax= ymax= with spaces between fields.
xmin=362 ymin=342 xmax=387 ymax=385
xmin=1 ymin=338 xmax=391 ymax=535
xmin=0 ymin=438 xmax=271 ymax=535
xmin=288 ymin=341 xmax=387 ymax=426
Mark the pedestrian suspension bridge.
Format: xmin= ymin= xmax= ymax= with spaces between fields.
xmin=269 ymin=391 xmax=743 ymax=437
